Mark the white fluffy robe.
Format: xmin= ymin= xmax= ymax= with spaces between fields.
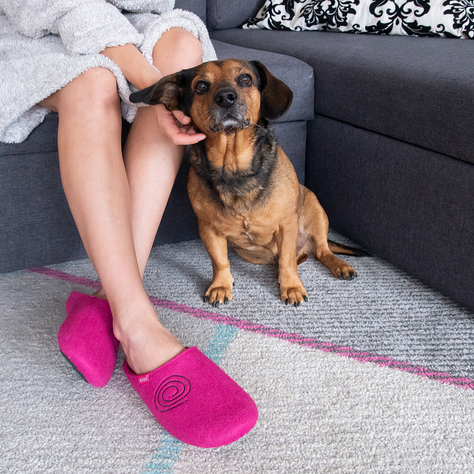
xmin=0 ymin=0 xmax=217 ymax=143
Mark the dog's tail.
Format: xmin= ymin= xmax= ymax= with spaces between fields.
xmin=328 ymin=240 xmax=370 ymax=257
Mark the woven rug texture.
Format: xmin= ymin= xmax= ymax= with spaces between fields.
xmin=1 ymin=234 xmax=474 ymax=473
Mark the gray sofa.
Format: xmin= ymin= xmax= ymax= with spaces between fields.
xmin=1 ymin=0 xmax=473 ymax=312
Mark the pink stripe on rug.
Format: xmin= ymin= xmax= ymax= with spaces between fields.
xmin=29 ymin=267 xmax=102 ymax=290
xmin=30 ymin=266 xmax=474 ymax=390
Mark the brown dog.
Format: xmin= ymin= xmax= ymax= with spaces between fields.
xmin=130 ymin=59 xmax=366 ymax=307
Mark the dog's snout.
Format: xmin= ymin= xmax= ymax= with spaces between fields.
xmin=214 ymin=88 xmax=237 ymax=109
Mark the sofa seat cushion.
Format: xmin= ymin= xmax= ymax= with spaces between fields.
xmin=210 ymin=29 xmax=474 ymax=165
xmin=0 ymin=41 xmax=314 ymax=157
xmin=212 ymin=40 xmax=314 ymax=123
xmin=0 ymin=112 xmax=58 ymax=157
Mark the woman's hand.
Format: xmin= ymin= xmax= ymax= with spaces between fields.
xmin=153 ymin=104 xmax=206 ymax=146
xmin=101 ymin=45 xmax=205 ymax=146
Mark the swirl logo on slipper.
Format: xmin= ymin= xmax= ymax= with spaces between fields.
xmin=155 ymin=375 xmax=191 ymax=412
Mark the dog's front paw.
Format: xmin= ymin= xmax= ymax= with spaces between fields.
xmin=280 ymin=286 xmax=308 ymax=307
xmin=204 ymin=285 xmax=233 ymax=308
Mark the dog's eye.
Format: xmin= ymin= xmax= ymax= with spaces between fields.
xmin=237 ymin=74 xmax=253 ymax=87
xmin=195 ymin=81 xmax=209 ymax=94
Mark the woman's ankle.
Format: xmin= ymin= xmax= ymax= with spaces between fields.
xmin=113 ymin=304 xmax=185 ymax=375
xmin=123 ymin=327 xmax=186 ymax=375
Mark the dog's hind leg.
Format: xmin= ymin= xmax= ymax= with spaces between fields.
xmin=299 ymin=186 xmax=358 ymax=280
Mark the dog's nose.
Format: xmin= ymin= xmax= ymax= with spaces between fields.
xmin=214 ymin=88 xmax=237 ymax=109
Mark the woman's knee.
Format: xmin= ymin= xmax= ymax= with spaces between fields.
xmin=153 ymin=28 xmax=203 ymax=74
xmin=55 ymin=67 xmax=120 ymax=114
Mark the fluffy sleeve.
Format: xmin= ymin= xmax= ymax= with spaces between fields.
xmin=0 ymin=0 xmax=143 ymax=54
xmin=110 ymin=0 xmax=175 ymax=14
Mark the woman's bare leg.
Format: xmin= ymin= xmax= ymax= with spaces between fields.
xmin=40 ymin=29 xmax=204 ymax=375
xmin=115 ymin=29 xmax=203 ymax=373
xmin=123 ymin=28 xmax=203 ymax=275
xmin=40 ymin=68 xmax=182 ymax=375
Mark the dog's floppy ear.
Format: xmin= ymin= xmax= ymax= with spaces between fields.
xmin=129 ymin=70 xmax=193 ymax=114
xmin=250 ymin=61 xmax=293 ymax=121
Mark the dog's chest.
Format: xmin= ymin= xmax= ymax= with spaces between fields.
xmin=242 ymin=218 xmax=254 ymax=242
xmin=224 ymin=213 xmax=277 ymax=248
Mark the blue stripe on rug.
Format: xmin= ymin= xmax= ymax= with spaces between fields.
xmin=142 ymin=324 xmax=240 ymax=474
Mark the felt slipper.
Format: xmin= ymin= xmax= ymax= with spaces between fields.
xmin=123 ymin=346 xmax=258 ymax=448
xmin=58 ymin=291 xmax=119 ymax=387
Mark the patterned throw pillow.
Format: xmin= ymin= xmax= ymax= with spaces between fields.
xmin=243 ymin=0 xmax=474 ymax=39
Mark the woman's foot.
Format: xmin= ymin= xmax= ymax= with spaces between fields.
xmin=123 ymin=346 xmax=259 ymax=448
xmin=92 ymin=287 xmax=184 ymax=374
xmin=113 ymin=301 xmax=185 ymax=375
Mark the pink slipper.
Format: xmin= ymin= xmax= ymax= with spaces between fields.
xmin=123 ymin=347 xmax=258 ymax=448
xmin=58 ymin=291 xmax=119 ymax=387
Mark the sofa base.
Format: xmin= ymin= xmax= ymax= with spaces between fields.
xmin=306 ymin=115 xmax=474 ymax=311
xmin=0 ymin=115 xmax=307 ymax=273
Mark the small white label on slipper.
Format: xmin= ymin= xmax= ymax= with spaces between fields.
xmin=139 ymin=374 xmax=150 ymax=385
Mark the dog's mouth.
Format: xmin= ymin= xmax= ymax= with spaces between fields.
xmin=206 ymin=102 xmax=251 ymax=134
xmin=208 ymin=115 xmax=251 ymax=134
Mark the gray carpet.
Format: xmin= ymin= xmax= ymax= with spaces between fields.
xmin=1 ymin=233 xmax=474 ymax=473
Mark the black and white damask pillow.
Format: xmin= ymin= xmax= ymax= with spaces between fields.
xmin=243 ymin=0 xmax=474 ymax=38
